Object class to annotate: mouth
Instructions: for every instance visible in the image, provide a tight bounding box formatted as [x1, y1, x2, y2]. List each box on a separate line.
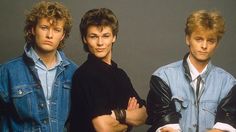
[198, 51, 208, 54]
[43, 41, 53, 45]
[96, 48, 105, 52]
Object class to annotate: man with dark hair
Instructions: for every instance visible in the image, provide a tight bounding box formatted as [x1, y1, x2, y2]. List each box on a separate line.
[146, 10, 236, 132]
[0, 1, 77, 131]
[69, 8, 147, 132]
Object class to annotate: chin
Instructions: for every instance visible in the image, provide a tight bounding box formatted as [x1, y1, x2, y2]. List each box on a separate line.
[94, 53, 105, 58]
[197, 58, 210, 63]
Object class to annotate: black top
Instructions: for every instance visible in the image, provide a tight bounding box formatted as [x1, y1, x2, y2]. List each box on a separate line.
[69, 54, 145, 132]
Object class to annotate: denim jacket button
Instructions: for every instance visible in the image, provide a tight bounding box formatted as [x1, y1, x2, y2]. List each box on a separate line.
[18, 90, 23, 95]
[43, 119, 48, 124]
[40, 103, 44, 108]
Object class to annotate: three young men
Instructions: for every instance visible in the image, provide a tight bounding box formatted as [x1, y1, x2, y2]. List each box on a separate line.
[1, 2, 235, 132]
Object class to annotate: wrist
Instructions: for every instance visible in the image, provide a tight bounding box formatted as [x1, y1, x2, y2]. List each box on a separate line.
[113, 108, 126, 124]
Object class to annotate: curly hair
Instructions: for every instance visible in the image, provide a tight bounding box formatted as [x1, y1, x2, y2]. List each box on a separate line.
[185, 10, 225, 41]
[80, 8, 119, 52]
[24, 1, 72, 50]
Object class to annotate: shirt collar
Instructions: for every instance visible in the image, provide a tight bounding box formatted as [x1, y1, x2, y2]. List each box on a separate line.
[187, 55, 208, 80]
[27, 46, 62, 69]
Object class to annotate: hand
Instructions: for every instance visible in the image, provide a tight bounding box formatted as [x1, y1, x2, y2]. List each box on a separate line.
[92, 115, 128, 132]
[160, 127, 178, 132]
[207, 128, 226, 132]
[127, 97, 139, 110]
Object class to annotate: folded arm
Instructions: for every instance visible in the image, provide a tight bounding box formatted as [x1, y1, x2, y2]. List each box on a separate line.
[92, 115, 128, 132]
[210, 85, 236, 132]
[146, 75, 181, 132]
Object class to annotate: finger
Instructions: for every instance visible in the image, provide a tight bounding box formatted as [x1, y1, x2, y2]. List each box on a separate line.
[136, 103, 140, 109]
[127, 97, 133, 110]
[130, 97, 136, 109]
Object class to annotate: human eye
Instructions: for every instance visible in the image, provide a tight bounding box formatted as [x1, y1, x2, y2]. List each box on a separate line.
[40, 26, 48, 31]
[88, 35, 97, 39]
[54, 28, 63, 33]
[208, 39, 217, 45]
[103, 34, 111, 38]
[195, 37, 203, 42]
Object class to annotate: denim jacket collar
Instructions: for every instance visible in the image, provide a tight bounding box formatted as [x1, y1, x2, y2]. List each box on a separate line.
[23, 43, 70, 68]
[182, 52, 214, 83]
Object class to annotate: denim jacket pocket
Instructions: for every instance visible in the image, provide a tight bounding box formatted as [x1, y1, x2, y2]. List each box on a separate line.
[63, 81, 72, 90]
[172, 96, 189, 112]
[201, 101, 217, 127]
[11, 85, 33, 98]
[10, 85, 33, 119]
[57, 81, 72, 121]
[202, 101, 217, 116]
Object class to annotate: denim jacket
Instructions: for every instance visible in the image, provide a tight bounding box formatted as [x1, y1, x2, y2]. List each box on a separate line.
[0, 45, 77, 132]
[148, 53, 236, 132]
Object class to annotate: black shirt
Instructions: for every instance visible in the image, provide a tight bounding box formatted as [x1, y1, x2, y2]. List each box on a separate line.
[69, 54, 145, 132]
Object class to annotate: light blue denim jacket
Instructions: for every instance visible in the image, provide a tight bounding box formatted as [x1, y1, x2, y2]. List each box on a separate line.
[0, 45, 77, 132]
[153, 54, 236, 132]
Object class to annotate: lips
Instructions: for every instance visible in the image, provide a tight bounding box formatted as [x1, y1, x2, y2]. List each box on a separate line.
[43, 41, 53, 45]
[96, 48, 105, 52]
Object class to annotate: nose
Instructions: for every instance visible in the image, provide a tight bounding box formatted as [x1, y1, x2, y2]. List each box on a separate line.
[201, 41, 207, 49]
[46, 29, 53, 39]
[97, 37, 103, 46]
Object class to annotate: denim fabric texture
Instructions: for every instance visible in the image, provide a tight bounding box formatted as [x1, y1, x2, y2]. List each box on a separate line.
[152, 55, 236, 132]
[0, 45, 77, 132]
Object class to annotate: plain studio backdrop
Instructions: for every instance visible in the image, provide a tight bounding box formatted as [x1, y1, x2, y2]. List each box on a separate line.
[0, 0, 235, 131]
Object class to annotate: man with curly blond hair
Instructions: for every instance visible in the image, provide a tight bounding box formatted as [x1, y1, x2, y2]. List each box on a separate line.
[0, 1, 77, 131]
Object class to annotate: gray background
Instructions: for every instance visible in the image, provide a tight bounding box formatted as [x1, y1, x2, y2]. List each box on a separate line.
[1, 0, 235, 131]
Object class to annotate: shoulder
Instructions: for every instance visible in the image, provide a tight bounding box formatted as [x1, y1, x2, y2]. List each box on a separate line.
[211, 65, 236, 82]
[152, 60, 183, 77]
[58, 51, 78, 69]
[66, 59, 78, 69]
[73, 60, 96, 79]
[1, 56, 25, 70]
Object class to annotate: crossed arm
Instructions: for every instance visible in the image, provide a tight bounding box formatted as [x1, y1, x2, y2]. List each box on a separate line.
[92, 97, 147, 132]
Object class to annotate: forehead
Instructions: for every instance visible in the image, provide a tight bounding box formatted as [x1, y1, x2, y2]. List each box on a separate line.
[37, 17, 65, 27]
[87, 25, 113, 34]
[191, 28, 217, 38]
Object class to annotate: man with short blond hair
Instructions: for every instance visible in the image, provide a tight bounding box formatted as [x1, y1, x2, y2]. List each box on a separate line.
[146, 10, 236, 132]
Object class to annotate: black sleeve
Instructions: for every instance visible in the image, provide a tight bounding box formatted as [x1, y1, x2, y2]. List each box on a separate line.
[119, 69, 146, 107]
[146, 75, 181, 132]
[71, 69, 111, 117]
[215, 85, 236, 128]
[0, 65, 8, 117]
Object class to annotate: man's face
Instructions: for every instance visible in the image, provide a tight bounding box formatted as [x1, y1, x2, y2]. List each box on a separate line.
[84, 25, 116, 64]
[186, 29, 218, 65]
[32, 18, 65, 54]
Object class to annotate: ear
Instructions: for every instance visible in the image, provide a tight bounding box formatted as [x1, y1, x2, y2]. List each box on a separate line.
[60, 33, 65, 41]
[185, 35, 190, 46]
[31, 27, 35, 35]
[112, 35, 117, 44]
[83, 37, 87, 44]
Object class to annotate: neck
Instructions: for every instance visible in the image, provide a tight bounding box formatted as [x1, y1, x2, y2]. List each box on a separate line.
[101, 51, 112, 65]
[34, 49, 57, 69]
[189, 56, 208, 73]
[102, 56, 112, 65]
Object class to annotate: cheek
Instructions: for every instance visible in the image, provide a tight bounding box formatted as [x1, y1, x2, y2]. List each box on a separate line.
[209, 47, 217, 54]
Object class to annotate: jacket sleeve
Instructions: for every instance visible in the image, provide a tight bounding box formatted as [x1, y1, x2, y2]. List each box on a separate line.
[0, 65, 8, 116]
[146, 75, 181, 132]
[215, 85, 236, 128]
